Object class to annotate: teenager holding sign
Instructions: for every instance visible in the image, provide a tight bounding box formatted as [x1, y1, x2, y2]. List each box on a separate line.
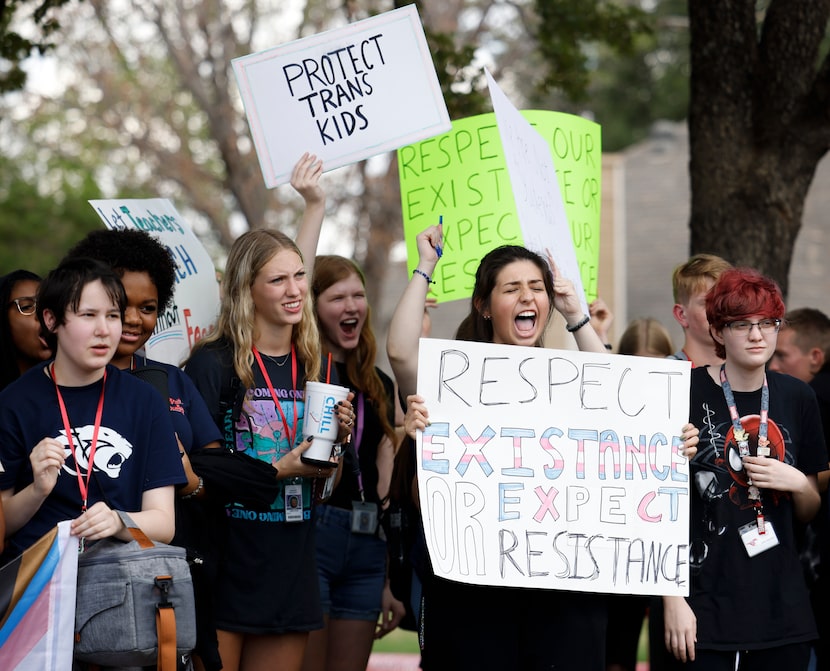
[389, 227, 700, 670]
[662, 268, 827, 670]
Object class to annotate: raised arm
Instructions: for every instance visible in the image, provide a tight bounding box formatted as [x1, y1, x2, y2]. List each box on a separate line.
[546, 251, 606, 354]
[386, 225, 442, 399]
[292, 152, 326, 279]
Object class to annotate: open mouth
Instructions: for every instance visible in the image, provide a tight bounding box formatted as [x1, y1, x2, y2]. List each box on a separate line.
[515, 311, 537, 335]
[284, 300, 302, 311]
[340, 318, 359, 338]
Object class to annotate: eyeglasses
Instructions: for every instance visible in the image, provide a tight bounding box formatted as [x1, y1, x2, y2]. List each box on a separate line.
[8, 297, 37, 316]
[725, 318, 781, 334]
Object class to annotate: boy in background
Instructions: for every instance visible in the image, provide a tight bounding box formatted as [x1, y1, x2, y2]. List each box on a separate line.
[668, 253, 733, 366]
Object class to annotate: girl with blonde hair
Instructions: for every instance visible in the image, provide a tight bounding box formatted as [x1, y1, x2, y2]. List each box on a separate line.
[186, 155, 355, 671]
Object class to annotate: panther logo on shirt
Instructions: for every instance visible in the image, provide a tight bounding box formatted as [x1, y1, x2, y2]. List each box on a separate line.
[58, 425, 134, 478]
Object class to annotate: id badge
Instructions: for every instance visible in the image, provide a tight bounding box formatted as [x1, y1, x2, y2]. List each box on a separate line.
[739, 520, 779, 557]
[351, 501, 379, 535]
[284, 484, 304, 523]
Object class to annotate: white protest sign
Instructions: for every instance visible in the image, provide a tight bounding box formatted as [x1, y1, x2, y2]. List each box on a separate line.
[89, 198, 220, 366]
[416, 337, 692, 596]
[233, 5, 451, 188]
[485, 70, 589, 316]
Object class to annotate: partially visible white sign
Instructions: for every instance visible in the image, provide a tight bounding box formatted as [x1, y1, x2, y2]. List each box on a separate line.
[486, 69, 589, 316]
[89, 198, 220, 366]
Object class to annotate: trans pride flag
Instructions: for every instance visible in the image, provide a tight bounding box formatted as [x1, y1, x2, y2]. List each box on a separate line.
[0, 522, 78, 670]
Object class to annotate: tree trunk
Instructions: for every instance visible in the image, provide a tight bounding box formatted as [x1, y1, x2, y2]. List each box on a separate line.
[687, 0, 830, 299]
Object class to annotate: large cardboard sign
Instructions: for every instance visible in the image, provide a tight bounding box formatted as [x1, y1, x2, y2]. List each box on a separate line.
[233, 5, 450, 188]
[416, 338, 692, 596]
[398, 110, 600, 303]
[89, 199, 220, 366]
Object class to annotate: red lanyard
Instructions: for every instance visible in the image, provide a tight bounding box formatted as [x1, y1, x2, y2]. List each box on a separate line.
[252, 345, 298, 448]
[51, 363, 107, 512]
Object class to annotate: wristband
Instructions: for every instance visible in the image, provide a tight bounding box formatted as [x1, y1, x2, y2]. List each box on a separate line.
[566, 314, 591, 333]
[604, 343, 613, 351]
[413, 268, 435, 285]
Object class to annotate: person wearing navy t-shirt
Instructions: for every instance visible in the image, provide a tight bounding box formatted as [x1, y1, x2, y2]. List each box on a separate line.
[65, 227, 225, 669]
[0, 257, 184, 562]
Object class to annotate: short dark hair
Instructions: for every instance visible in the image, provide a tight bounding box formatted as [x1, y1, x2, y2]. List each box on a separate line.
[37, 257, 126, 351]
[67, 229, 177, 312]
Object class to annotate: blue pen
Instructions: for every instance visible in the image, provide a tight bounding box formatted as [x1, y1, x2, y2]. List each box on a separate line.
[435, 215, 443, 258]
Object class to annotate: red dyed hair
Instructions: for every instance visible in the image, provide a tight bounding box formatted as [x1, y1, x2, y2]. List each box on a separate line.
[705, 268, 785, 359]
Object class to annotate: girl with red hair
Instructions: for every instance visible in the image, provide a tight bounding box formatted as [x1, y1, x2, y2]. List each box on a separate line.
[663, 267, 827, 670]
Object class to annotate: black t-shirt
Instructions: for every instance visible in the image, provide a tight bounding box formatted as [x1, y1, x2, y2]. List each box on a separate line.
[326, 363, 396, 510]
[186, 339, 333, 632]
[687, 366, 828, 650]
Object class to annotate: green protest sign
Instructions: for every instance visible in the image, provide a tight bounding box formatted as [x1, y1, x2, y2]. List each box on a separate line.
[398, 111, 601, 302]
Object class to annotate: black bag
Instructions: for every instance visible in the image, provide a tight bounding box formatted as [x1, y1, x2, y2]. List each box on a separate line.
[74, 511, 196, 669]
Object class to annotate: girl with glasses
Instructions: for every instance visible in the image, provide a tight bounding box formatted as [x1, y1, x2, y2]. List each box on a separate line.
[662, 267, 827, 670]
[0, 270, 52, 391]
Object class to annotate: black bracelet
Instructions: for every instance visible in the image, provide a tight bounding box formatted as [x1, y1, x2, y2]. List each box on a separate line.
[413, 268, 435, 284]
[566, 314, 591, 332]
[604, 343, 613, 351]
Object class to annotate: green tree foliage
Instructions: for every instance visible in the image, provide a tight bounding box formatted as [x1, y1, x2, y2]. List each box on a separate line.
[0, 0, 75, 93]
[533, 0, 652, 101]
[530, 0, 689, 151]
[0, 154, 108, 273]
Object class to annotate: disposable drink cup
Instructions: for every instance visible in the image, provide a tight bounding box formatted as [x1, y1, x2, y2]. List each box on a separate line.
[301, 381, 350, 468]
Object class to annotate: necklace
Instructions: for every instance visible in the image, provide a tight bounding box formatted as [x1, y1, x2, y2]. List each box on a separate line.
[260, 352, 291, 367]
[253, 346, 298, 446]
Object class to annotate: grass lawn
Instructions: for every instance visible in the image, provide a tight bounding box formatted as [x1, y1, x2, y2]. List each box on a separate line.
[372, 627, 420, 655]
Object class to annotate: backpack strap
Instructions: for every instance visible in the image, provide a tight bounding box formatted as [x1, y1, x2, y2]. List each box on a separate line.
[211, 340, 246, 432]
[155, 578, 177, 671]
